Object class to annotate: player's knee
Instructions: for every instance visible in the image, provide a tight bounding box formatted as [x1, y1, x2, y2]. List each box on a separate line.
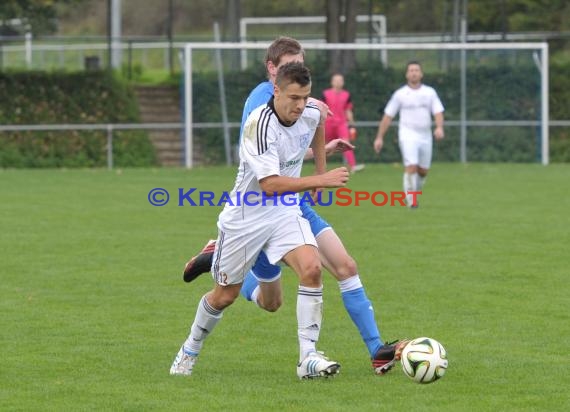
[335, 255, 358, 280]
[298, 259, 322, 286]
[261, 297, 283, 313]
[208, 286, 240, 310]
[405, 165, 418, 174]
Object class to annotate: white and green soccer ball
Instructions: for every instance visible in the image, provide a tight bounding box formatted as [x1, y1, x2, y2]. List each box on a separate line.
[401, 337, 448, 384]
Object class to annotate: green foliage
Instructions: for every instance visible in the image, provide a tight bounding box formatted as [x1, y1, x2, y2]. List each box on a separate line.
[192, 61, 569, 163]
[506, 0, 570, 32]
[0, 0, 85, 35]
[0, 70, 156, 167]
[192, 66, 265, 164]
[548, 64, 570, 162]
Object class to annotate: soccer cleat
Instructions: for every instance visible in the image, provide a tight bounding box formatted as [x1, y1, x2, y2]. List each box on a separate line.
[297, 351, 341, 379]
[170, 346, 198, 376]
[183, 239, 216, 283]
[372, 339, 411, 375]
[351, 164, 366, 173]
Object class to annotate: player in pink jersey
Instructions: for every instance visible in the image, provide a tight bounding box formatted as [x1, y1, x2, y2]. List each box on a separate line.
[322, 73, 365, 173]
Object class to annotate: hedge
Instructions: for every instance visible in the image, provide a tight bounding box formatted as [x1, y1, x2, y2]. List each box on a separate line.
[192, 61, 569, 164]
[0, 71, 156, 168]
[1, 62, 568, 167]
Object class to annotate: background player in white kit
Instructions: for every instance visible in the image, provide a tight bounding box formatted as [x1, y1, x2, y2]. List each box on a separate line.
[373, 61, 445, 207]
[170, 62, 350, 378]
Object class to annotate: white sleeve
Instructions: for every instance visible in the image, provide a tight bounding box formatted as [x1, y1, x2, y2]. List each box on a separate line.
[241, 114, 280, 181]
[431, 89, 445, 115]
[384, 91, 400, 117]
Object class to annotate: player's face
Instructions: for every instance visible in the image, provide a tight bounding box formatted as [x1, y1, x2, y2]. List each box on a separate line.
[267, 53, 304, 81]
[274, 81, 311, 124]
[406, 64, 423, 86]
[331, 74, 344, 89]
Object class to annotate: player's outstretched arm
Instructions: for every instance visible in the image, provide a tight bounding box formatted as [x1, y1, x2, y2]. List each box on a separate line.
[259, 167, 349, 195]
[310, 123, 326, 176]
[304, 139, 355, 160]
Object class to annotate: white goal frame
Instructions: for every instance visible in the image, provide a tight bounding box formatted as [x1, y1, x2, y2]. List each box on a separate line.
[183, 41, 549, 168]
[239, 15, 388, 69]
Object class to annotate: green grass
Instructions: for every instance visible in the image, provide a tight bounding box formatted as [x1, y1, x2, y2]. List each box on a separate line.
[1, 163, 569, 411]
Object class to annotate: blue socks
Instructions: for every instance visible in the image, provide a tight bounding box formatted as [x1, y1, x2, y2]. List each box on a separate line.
[339, 276, 383, 357]
[240, 270, 258, 301]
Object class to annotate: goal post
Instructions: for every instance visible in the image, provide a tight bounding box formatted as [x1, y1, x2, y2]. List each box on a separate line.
[183, 41, 549, 168]
[239, 15, 388, 69]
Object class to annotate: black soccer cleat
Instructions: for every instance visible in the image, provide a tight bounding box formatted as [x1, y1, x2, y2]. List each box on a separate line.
[372, 339, 410, 375]
[183, 240, 216, 283]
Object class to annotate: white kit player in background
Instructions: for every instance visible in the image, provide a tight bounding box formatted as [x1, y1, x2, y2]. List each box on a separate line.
[170, 62, 350, 379]
[373, 60, 445, 208]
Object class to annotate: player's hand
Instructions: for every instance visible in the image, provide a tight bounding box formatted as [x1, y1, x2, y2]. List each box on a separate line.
[320, 167, 349, 188]
[434, 126, 445, 140]
[310, 187, 323, 203]
[325, 138, 355, 155]
[349, 127, 357, 141]
[373, 137, 384, 154]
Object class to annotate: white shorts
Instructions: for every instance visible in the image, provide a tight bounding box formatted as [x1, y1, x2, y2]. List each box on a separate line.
[211, 214, 316, 286]
[398, 137, 433, 169]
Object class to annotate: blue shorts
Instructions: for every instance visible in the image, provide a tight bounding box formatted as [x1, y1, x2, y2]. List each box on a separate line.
[251, 203, 331, 281]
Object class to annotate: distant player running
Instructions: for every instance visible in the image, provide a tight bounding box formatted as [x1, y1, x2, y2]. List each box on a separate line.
[374, 60, 445, 208]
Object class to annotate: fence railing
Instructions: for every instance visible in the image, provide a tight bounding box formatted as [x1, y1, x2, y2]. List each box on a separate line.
[2, 120, 569, 168]
[1, 30, 569, 71]
[0, 123, 183, 169]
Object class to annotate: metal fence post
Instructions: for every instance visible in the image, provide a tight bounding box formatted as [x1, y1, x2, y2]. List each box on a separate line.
[127, 40, 132, 79]
[107, 125, 114, 169]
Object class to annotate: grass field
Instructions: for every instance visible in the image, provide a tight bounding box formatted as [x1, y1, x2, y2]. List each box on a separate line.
[1, 163, 569, 411]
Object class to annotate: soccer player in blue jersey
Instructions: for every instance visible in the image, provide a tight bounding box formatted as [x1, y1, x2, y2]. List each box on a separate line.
[183, 37, 408, 375]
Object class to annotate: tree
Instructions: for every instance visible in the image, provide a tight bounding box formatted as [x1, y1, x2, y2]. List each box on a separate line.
[0, 0, 84, 35]
[223, 0, 241, 69]
[325, 0, 358, 74]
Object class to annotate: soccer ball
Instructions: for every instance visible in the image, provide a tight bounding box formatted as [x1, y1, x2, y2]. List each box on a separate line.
[401, 337, 448, 384]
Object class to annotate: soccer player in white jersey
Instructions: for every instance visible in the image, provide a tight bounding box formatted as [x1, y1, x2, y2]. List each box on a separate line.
[170, 62, 350, 379]
[374, 61, 445, 207]
[182, 37, 409, 376]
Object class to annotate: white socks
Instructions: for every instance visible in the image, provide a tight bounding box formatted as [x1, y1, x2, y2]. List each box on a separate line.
[418, 175, 427, 191]
[183, 295, 223, 355]
[403, 172, 418, 206]
[338, 275, 363, 293]
[250, 286, 261, 307]
[297, 285, 323, 361]
[404, 172, 426, 206]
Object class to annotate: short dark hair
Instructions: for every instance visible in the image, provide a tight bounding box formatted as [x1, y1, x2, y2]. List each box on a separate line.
[406, 60, 422, 70]
[275, 62, 311, 88]
[264, 37, 305, 67]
